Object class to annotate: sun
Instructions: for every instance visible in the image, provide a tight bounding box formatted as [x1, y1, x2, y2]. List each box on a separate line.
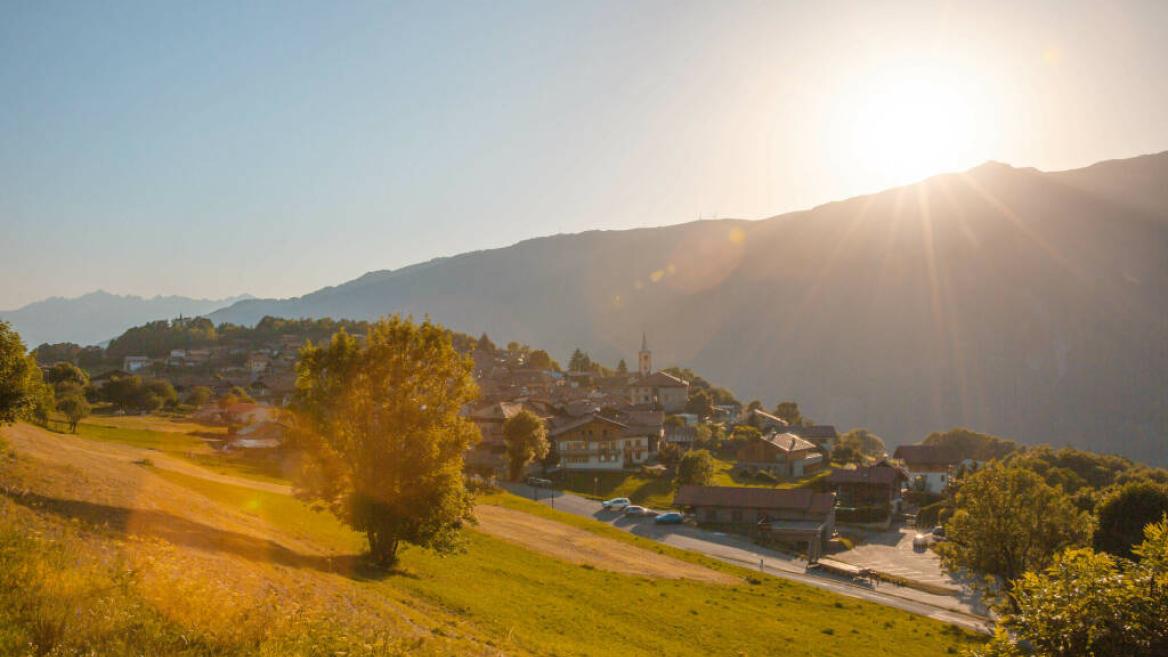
[832, 61, 990, 187]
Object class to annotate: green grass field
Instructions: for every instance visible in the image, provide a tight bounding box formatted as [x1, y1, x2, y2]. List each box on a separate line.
[154, 471, 983, 657]
[4, 420, 984, 656]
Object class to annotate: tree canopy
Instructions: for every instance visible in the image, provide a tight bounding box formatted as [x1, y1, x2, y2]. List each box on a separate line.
[676, 449, 715, 488]
[291, 316, 479, 566]
[922, 427, 1020, 461]
[978, 518, 1168, 657]
[937, 463, 1092, 596]
[502, 410, 549, 481]
[1093, 481, 1168, 559]
[837, 428, 886, 459]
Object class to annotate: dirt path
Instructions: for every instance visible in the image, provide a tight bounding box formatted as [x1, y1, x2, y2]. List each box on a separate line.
[474, 504, 736, 584]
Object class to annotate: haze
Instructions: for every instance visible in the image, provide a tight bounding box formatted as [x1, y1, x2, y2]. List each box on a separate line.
[3, 0, 1167, 309]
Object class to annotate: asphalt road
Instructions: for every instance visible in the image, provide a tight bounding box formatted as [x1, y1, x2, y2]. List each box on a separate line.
[504, 482, 991, 634]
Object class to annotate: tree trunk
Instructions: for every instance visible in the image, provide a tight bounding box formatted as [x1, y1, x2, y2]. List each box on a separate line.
[367, 528, 399, 567]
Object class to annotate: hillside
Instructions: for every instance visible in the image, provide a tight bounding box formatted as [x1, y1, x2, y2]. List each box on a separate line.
[208, 153, 1168, 465]
[0, 290, 251, 347]
[0, 422, 982, 656]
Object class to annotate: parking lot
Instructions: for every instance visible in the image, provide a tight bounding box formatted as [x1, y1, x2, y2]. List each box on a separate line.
[830, 527, 958, 591]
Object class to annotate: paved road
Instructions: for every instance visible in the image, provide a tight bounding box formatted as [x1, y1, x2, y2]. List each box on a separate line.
[505, 483, 991, 634]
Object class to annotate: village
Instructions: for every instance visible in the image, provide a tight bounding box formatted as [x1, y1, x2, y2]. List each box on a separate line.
[90, 327, 981, 584]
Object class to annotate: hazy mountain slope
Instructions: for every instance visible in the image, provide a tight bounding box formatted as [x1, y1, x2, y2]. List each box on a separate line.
[210, 153, 1168, 464]
[1, 290, 251, 347]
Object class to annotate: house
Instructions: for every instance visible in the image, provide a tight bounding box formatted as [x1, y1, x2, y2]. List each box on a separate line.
[893, 444, 964, 494]
[123, 356, 151, 373]
[786, 424, 840, 453]
[624, 334, 690, 412]
[744, 409, 789, 433]
[627, 371, 690, 412]
[735, 432, 825, 479]
[674, 485, 836, 560]
[664, 425, 698, 449]
[246, 353, 271, 375]
[827, 460, 908, 511]
[550, 414, 651, 471]
[223, 402, 276, 426]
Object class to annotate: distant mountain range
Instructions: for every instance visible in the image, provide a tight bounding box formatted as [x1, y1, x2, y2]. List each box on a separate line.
[0, 291, 251, 347]
[207, 152, 1168, 464]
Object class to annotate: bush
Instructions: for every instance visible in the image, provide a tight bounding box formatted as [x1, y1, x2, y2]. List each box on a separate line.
[754, 470, 779, 483]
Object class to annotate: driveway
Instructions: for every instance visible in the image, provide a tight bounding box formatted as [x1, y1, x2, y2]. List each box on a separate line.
[832, 527, 955, 590]
[504, 483, 990, 634]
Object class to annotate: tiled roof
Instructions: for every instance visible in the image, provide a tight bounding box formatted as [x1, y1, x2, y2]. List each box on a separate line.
[637, 371, 689, 388]
[787, 424, 838, 440]
[548, 413, 628, 437]
[826, 462, 908, 485]
[893, 444, 963, 466]
[762, 432, 818, 453]
[674, 485, 835, 515]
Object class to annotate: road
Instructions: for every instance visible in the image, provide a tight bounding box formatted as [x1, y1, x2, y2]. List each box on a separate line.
[505, 483, 991, 634]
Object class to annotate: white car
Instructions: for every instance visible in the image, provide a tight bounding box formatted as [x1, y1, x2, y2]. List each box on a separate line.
[624, 505, 656, 517]
[602, 497, 631, 510]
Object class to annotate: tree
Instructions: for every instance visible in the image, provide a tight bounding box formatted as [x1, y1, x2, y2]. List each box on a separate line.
[1094, 481, 1168, 559]
[772, 401, 803, 426]
[616, 359, 628, 375]
[1, 323, 35, 425]
[685, 388, 714, 419]
[676, 449, 715, 487]
[831, 443, 864, 465]
[568, 348, 593, 372]
[502, 410, 549, 481]
[44, 362, 89, 388]
[526, 349, 557, 370]
[186, 385, 213, 408]
[978, 518, 1168, 657]
[145, 379, 178, 409]
[937, 464, 1092, 598]
[837, 428, 886, 459]
[746, 400, 763, 413]
[476, 332, 496, 353]
[56, 394, 91, 432]
[292, 316, 479, 567]
[923, 427, 1019, 461]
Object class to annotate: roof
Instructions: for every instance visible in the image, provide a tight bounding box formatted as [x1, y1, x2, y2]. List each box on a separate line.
[674, 486, 835, 515]
[749, 409, 789, 426]
[787, 424, 839, 440]
[468, 401, 527, 421]
[827, 462, 908, 486]
[548, 413, 628, 437]
[637, 371, 688, 388]
[893, 444, 963, 466]
[762, 432, 817, 453]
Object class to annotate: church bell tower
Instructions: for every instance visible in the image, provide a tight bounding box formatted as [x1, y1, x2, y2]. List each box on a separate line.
[638, 332, 652, 377]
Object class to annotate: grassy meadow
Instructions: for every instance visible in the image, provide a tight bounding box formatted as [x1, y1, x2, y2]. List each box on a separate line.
[0, 421, 984, 656]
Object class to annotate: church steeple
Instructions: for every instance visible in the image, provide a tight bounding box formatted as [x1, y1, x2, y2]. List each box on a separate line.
[638, 332, 652, 377]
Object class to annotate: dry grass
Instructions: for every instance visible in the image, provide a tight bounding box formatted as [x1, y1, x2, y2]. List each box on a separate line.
[474, 504, 735, 584]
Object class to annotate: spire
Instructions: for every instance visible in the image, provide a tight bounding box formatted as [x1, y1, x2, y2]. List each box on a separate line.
[641, 331, 648, 352]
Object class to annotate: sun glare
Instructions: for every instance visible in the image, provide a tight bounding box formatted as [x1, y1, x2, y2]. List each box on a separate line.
[831, 62, 990, 187]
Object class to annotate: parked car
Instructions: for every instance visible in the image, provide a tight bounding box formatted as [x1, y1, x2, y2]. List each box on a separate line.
[931, 526, 946, 541]
[624, 505, 656, 517]
[525, 476, 553, 488]
[602, 497, 631, 510]
[912, 532, 930, 549]
[654, 511, 684, 525]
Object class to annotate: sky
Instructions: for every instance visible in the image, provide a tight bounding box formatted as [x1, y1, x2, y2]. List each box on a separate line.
[2, 0, 1167, 309]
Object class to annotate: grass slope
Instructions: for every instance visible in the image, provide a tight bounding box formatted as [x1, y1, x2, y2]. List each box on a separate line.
[1, 422, 984, 656]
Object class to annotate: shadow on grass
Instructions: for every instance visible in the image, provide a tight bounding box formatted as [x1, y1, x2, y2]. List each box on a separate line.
[1, 488, 403, 582]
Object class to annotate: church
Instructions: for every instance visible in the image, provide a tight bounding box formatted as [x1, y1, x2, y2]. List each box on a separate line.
[626, 333, 690, 412]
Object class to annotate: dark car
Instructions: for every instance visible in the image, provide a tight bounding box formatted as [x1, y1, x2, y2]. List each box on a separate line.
[525, 476, 553, 488]
[654, 512, 684, 525]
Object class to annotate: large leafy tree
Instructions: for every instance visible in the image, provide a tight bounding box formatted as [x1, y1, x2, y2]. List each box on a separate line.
[503, 410, 549, 481]
[292, 316, 479, 567]
[937, 463, 1092, 599]
[0, 322, 34, 424]
[57, 394, 91, 433]
[837, 428, 886, 458]
[676, 449, 715, 487]
[1094, 481, 1168, 559]
[977, 518, 1168, 657]
[772, 401, 803, 426]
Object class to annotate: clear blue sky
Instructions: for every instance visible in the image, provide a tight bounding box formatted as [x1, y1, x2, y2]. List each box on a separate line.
[3, 0, 1167, 309]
